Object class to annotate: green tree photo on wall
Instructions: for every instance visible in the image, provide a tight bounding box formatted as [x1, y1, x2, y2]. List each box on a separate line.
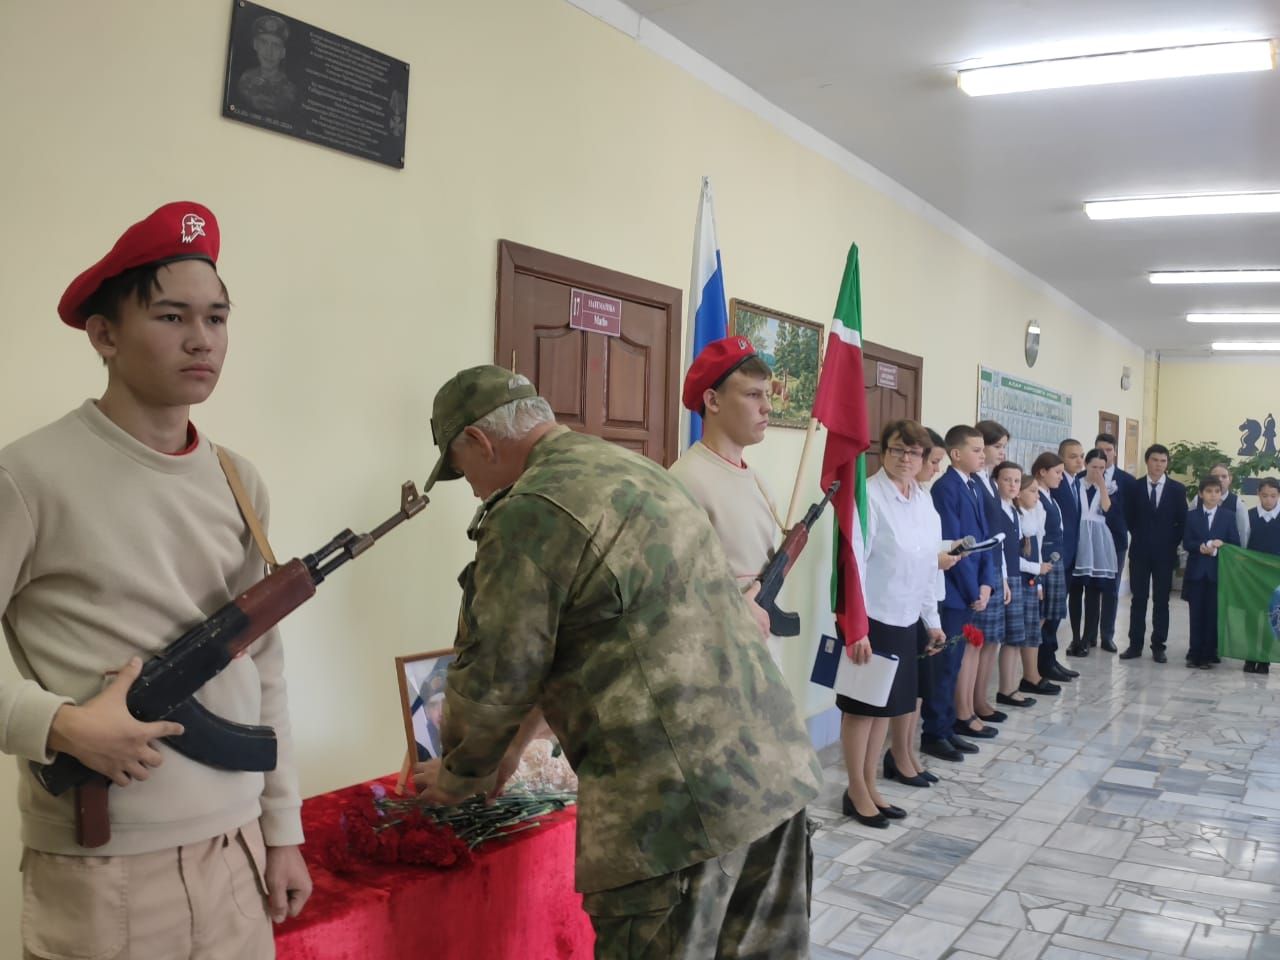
[728, 300, 822, 428]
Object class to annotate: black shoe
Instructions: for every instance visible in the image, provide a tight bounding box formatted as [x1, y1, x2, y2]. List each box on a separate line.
[1152, 650, 1167, 663]
[955, 719, 998, 739]
[1055, 661, 1080, 678]
[921, 770, 939, 783]
[1066, 644, 1088, 657]
[977, 709, 1008, 723]
[1043, 664, 1074, 682]
[949, 735, 979, 754]
[842, 790, 889, 827]
[1020, 679, 1060, 695]
[997, 692, 1036, 707]
[876, 804, 907, 819]
[1260, 663, 1271, 675]
[921, 737, 964, 762]
[1186, 660, 1200, 668]
[1101, 639, 1118, 653]
[1210, 656, 1221, 664]
[884, 753, 931, 787]
[1119, 647, 1142, 660]
[1245, 661, 1258, 673]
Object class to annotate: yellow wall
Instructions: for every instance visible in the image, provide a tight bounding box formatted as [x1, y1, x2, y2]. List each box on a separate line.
[1152, 355, 1280, 493]
[0, 0, 1144, 942]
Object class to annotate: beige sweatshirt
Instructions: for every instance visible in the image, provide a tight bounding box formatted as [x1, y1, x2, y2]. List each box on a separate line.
[0, 400, 302, 855]
[669, 442, 785, 662]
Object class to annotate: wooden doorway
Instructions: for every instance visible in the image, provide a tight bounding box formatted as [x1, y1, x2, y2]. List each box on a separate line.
[1124, 418, 1140, 475]
[494, 241, 683, 466]
[862, 340, 923, 476]
[1097, 410, 1119, 443]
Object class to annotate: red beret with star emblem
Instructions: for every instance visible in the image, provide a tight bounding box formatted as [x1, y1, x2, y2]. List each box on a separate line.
[57, 202, 220, 329]
[681, 335, 762, 412]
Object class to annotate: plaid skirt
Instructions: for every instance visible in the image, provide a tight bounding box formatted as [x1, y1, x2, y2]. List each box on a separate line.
[1040, 560, 1067, 621]
[971, 579, 1007, 644]
[1017, 576, 1042, 646]
[1000, 576, 1028, 646]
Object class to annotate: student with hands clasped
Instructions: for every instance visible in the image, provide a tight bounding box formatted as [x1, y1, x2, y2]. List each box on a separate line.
[1067, 449, 1122, 657]
[1182, 477, 1241, 669]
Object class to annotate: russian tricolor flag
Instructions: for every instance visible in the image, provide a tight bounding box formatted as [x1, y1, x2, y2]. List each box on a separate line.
[686, 176, 729, 447]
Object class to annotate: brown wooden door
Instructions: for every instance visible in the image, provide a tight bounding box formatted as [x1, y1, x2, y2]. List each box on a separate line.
[1098, 410, 1119, 443]
[495, 241, 683, 465]
[861, 341, 923, 476]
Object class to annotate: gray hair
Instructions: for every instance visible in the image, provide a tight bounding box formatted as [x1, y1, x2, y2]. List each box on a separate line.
[451, 395, 556, 451]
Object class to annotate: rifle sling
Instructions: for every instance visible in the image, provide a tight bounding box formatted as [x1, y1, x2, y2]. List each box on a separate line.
[215, 446, 279, 572]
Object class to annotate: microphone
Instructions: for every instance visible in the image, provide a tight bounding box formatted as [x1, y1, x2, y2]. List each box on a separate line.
[948, 536, 976, 556]
[949, 533, 1005, 556]
[1050, 552, 1061, 563]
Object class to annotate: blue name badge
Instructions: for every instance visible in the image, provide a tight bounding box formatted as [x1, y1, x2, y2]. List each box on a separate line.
[810, 634, 841, 689]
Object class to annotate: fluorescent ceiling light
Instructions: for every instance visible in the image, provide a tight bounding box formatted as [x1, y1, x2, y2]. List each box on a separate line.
[1085, 192, 1280, 220]
[1211, 341, 1280, 351]
[1189, 314, 1280, 324]
[1151, 270, 1280, 284]
[958, 40, 1275, 96]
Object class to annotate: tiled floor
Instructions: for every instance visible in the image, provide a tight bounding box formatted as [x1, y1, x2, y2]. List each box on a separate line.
[807, 600, 1280, 960]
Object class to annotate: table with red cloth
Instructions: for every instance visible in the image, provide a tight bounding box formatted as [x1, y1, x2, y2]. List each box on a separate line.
[275, 776, 595, 960]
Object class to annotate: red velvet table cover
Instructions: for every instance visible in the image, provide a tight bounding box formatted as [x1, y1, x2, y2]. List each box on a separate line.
[275, 776, 595, 960]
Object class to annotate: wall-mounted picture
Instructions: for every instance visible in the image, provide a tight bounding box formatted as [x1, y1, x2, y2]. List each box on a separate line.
[728, 299, 823, 429]
[395, 648, 455, 762]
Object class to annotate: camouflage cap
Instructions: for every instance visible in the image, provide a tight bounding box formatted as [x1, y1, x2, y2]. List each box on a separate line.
[425, 365, 538, 491]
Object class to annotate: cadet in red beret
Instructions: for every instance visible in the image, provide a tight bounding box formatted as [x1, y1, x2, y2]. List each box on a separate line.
[669, 336, 787, 660]
[0, 203, 311, 958]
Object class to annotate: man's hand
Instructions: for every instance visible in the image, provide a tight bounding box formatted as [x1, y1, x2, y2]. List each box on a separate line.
[487, 743, 524, 802]
[46, 657, 185, 787]
[264, 845, 312, 924]
[743, 582, 771, 639]
[847, 636, 872, 665]
[937, 550, 962, 571]
[412, 758, 470, 807]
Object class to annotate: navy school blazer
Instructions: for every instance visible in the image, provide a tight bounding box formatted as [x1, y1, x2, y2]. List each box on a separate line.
[1125, 476, 1188, 563]
[1182, 505, 1242, 583]
[931, 467, 999, 609]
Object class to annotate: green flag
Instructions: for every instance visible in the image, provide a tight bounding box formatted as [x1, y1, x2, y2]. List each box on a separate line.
[1219, 544, 1280, 663]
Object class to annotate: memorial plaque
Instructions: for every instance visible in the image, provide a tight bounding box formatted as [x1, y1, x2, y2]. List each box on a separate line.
[222, 1, 409, 169]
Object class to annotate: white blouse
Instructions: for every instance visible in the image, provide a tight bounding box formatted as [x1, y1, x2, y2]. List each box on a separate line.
[864, 469, 943, 630]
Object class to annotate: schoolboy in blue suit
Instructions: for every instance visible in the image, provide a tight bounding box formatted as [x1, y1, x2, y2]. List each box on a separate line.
[1121, 444, 1187, 663]
[1054, 440, 1085, 669]
[925, 425, 999, 762]
[1182, 477, 1241, 668]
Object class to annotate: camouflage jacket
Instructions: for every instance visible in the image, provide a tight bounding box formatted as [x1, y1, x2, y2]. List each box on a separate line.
[438, 426, 822, 892]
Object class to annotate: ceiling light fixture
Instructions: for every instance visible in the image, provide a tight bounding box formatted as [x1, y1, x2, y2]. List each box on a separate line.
[1211, 341, 1280, 351]
[1151, 270, 1280, 284]
[958, 39, 1275, 96]
[1189, 314, 1280, 324]
[1085, 192, 1280, 220]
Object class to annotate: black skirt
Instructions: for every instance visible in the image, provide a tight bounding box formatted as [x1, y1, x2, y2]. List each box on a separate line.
[836, 618, 918, 718]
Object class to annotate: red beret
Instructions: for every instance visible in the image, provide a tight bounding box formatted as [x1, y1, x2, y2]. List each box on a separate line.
[681, 335, 759, 412]
[57, 202, 220, 329]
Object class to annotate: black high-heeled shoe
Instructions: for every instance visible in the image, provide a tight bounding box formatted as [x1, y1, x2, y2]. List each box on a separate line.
[884, 751, 931, 787]
[876, 804, 907, 820]
[842, 790, 889, 828]
[920, 770, 939, 784]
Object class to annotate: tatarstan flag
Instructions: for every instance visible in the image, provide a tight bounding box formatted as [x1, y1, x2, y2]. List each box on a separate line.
[812, 243, 871, 654]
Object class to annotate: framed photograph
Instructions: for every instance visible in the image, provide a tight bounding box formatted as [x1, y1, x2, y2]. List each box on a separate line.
[395, 648, 455, 763]
[728, 299, 824, 429]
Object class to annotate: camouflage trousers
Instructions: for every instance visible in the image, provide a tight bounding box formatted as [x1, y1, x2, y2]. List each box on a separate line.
[582, 810, 812, 960]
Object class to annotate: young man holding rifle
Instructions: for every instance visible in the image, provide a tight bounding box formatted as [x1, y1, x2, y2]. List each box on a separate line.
[0, 202, 309, 958]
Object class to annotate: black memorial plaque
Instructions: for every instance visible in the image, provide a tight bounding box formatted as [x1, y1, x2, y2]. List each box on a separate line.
[222, 0, 409, 169]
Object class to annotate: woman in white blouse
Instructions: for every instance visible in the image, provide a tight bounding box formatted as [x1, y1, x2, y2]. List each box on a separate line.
[838, 420, 957, 828]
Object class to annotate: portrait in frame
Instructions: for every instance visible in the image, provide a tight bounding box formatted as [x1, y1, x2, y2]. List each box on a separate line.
[395, 648, 455, 763]
[728, 299, 824, 429]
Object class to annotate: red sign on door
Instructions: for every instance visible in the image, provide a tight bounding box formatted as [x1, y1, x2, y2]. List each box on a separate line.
[569, 288, 622, 337]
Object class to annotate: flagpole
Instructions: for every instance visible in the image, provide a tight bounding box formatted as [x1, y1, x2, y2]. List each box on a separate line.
[784, 417, 820, 529]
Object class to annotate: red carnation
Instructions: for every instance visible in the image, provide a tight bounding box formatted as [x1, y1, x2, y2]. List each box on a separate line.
[963, 625, 984, 647]
[399, 827, 471, 869]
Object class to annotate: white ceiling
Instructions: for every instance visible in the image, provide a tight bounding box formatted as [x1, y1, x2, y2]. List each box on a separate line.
[624, 0, 1280, 353]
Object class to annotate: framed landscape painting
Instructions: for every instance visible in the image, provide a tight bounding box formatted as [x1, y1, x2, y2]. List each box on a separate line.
[728, 299, 823, 429]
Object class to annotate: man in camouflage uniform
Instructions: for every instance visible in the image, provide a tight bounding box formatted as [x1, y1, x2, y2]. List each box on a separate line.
[413, 365, 823, 959]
